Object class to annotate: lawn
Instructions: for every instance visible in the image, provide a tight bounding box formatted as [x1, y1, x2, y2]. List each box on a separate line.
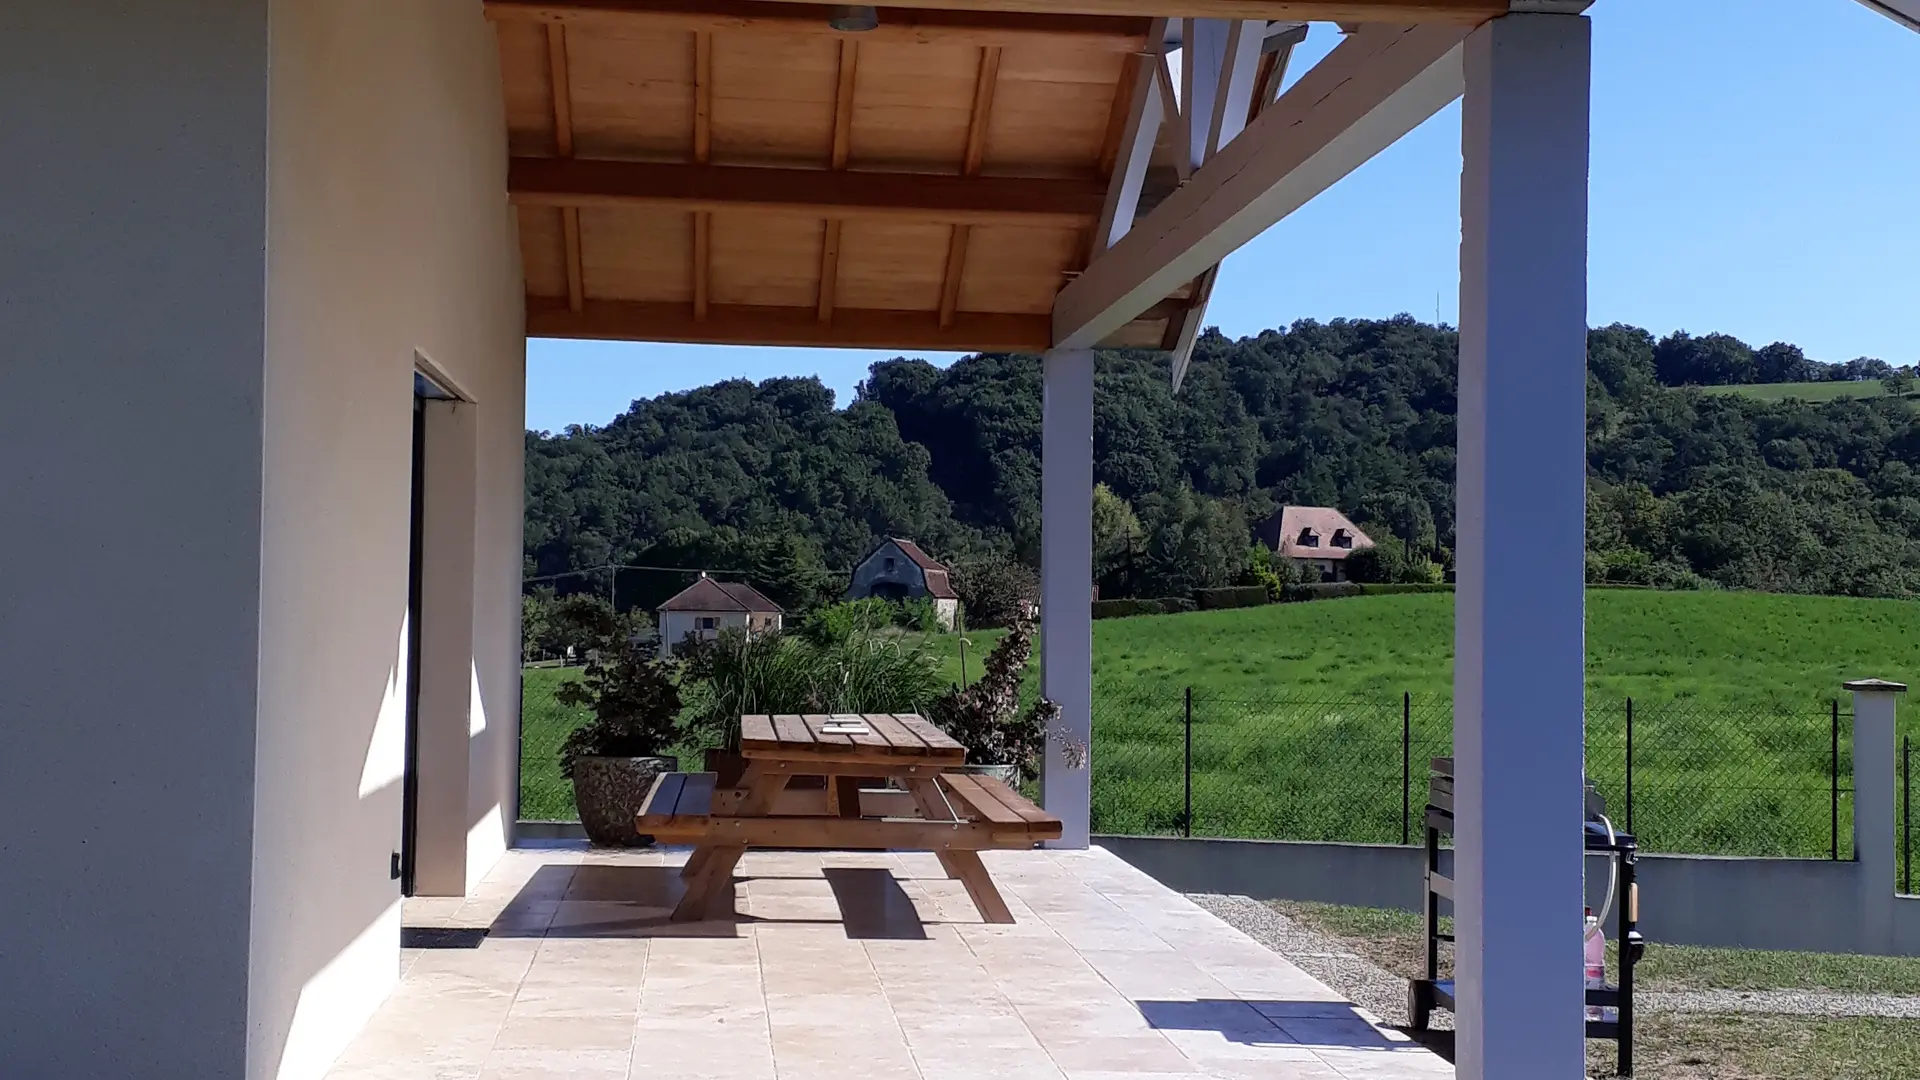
[1699, 380, 1907, 403]
[522, 590, 1920, 857]
[1270, 900, 1920, 1080]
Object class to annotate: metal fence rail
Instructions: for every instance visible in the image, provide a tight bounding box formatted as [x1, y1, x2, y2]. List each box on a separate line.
[1089, 688, 1852, 860]
[520, 668, 1881, 864]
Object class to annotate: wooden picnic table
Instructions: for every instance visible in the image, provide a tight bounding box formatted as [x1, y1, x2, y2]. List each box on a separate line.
[639, 713, 1061, 923]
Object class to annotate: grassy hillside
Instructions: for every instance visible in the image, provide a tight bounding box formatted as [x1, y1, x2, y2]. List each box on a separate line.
[523, 590, 1920, 856]
[1699, 380, 1900, 403]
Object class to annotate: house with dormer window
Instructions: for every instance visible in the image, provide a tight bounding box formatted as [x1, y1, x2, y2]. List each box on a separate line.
[1256, 506, 1375, 583]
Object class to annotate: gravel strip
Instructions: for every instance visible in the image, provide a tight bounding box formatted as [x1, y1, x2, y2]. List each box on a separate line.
[1191, 892, 1920, 1025]
[1641, 989, 1920, 1019]
[1188, 892, 1450, 1030]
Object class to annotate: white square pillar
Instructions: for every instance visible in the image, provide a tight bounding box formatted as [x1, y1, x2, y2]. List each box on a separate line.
[1041, 347, 1096, 849]
[1848, 679, 1907, 952]
[1453, 13, 1591, 1080]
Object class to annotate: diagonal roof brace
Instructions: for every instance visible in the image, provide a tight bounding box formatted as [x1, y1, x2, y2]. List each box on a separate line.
[1054, 22, 1471, 352]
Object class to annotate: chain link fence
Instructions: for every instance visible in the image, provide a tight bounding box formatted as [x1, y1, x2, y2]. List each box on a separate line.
[1088, 688, 1852, 860]
[523, 666, 1860, 860]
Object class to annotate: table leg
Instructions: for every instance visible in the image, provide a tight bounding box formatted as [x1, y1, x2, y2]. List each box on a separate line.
[673, 844, 744, 922]
[734, 762, 790, 817]
[680, 845, 712, 881]
[905, 777, 957, 822]
[833, 776, 865, 819]
[937, 849, 1014, 924]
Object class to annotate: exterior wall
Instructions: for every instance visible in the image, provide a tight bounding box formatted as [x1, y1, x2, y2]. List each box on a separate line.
[658, 609, 768, 656]
[249, 3, 525, 1080]
[849, 541, 933, 601]
[1099, 835, 1920, 958]
[933, 597, 961, 631]
[0, 3, 270, 1076]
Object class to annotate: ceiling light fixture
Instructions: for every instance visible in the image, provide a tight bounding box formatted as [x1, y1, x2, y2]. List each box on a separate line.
[828, 4, 879, 31]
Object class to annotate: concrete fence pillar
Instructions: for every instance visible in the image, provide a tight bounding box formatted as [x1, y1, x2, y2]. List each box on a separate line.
[1848, 679, 1907, 952]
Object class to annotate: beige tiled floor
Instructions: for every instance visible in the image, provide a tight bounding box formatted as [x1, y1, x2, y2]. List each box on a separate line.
[326, 845, 1451, 1080]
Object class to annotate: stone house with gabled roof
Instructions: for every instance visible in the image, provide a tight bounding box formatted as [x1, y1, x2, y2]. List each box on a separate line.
[846, 538, 961, 629]
[1256, 506, 1375, 583]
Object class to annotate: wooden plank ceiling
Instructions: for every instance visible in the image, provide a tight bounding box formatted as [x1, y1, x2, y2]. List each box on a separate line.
[487, 0, 1503, 353]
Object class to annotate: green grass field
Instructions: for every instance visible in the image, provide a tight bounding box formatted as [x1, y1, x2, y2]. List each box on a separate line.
[522, 590, 1920, 858]
[1699, 380, 1907, 403]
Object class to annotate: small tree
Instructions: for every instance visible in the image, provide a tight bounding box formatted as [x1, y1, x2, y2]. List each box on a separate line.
[952, 553, 1038, 629]
[926, 612, 1048, 776]
[555, 642, 685, 778]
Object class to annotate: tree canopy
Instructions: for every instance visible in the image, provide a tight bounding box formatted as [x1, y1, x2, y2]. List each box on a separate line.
[525, 320, 1920, 608]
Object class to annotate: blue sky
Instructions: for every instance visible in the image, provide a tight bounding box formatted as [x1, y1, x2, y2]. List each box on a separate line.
[527, 0, 1919, 433]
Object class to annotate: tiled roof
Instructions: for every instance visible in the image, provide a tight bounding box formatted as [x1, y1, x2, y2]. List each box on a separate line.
[1259, 506, 1374, 561]
[657, 576, 783, 613]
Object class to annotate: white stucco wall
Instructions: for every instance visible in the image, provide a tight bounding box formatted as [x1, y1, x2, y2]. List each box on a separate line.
[250, 3, 525, 1080]
[0, 3, 269, 1076]
[659, 610, 778, 656]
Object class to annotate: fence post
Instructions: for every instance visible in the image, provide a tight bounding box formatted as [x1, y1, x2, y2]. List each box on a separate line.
[1183, 687, 1193, 839]
[1624, 697, 1634, 836]
[1401, 692, 1412, 846]
[1832, 698, 1841, 861]
[1904, 734, 1912, 896]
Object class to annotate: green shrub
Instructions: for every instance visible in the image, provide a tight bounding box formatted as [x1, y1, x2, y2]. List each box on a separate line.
[1157, 596, 1198, 614]
[553, 642, 686, 777]
[1282, 581, 1365, 602]
[1094, 598, 1164, 619]
[1193, 585, 1271, 610]
[679, 626, 945, 749]
[1356, 583, 1454, 596]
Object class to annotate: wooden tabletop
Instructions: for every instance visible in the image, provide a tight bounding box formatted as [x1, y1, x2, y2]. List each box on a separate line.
[739, 713, 965, 766]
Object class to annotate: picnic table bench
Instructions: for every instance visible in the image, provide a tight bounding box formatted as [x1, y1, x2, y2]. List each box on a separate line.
[639, 712, 1061, 923]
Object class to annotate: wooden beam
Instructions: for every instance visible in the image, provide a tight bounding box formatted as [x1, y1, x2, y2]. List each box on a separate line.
[527, 297, 1052, 351]
[1854, 0, 1920, 33]
[694, 0, 1507, 22]
[1054, 22, 1469, 348]
[509, 157, 1105, 227]
[1090, 20, 1164, 260]
[692, 31, 713, 321]
[819, 39, 858, 323]
[484, 0, 1154, 52]
[546, 24, 586, 314]
[941, 45, 1002, 328]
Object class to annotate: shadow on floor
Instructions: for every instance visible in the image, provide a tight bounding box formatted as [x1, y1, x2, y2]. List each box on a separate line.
[399, 927, 488, 949]
[488, 862, 933, 941]
[1138, 999, 1418, 1051]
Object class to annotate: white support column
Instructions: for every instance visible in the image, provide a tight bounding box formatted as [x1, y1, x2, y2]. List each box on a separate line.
[1041, 346, 1096, 849]
[1452, 14, 1591, 1080]
[1848, 679, 1907, 952]
[414, 399, 480, 896]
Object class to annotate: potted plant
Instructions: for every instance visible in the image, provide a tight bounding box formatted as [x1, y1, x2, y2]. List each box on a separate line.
[556, 639, 685, 847]
[927, 612, 1050, 784]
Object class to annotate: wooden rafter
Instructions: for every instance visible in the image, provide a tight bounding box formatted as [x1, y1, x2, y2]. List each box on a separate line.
[1055, 22, 1470, 348]
[484, 0, 1154, 51]
[1088, 20, 1165, 265]
[723, 0, 1508, 21]
[819, 39, 859, 323]
[547, 24, 586, 314]
[940, 45, 1003, 328]
[528, 297, 1052, 351]
[692, 31, 713, 321]
[508, 158, 1105, 227]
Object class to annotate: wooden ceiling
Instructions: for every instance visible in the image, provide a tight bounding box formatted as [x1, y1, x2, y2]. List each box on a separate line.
[487, 0, 1510, 353]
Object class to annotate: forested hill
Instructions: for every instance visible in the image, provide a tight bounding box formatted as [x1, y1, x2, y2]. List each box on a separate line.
[524, 319, 1920, 608]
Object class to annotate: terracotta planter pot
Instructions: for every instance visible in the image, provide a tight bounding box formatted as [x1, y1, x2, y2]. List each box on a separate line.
[572, 754, 677, 847]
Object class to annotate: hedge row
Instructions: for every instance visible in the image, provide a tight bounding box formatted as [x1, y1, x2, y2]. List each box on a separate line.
[1091, 596, 1200, 620]
[1193, 585, 1272, 610]
[1092, 581, 1454, 619]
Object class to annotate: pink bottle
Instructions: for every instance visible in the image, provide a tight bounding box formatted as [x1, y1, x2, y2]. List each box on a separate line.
[1584, 908, 1609, 1022]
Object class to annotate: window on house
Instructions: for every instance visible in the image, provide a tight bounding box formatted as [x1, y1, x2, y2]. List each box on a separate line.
[1332, 529, 1353, 549]
[1297, 528, 1319, 547]
[697, 617, 717, 631]
[884, 556, 897, 571]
